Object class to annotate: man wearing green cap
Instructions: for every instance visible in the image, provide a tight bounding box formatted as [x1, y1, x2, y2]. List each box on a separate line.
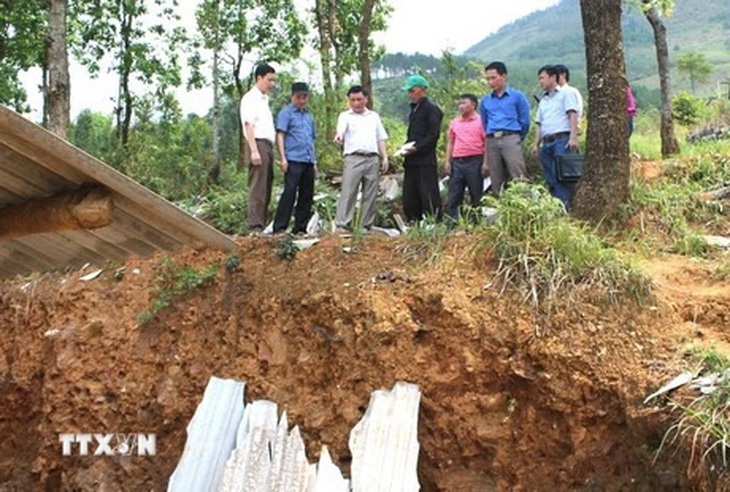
[402, 74, 443, 222]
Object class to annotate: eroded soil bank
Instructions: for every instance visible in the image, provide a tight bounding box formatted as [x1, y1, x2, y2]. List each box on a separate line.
[0, 235, 707, 490]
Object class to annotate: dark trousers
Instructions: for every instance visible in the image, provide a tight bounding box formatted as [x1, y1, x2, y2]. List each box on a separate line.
[273, 162, 315, 233]
[247, 139, 274, 229]
[539, 134, 574, 208]
[403, 164, 442, 222]
[446, 156, 483, 223]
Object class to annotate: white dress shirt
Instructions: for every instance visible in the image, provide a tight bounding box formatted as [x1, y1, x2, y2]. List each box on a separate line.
[336, 109, 388, 155]
[239, 86, 276, 143]
[562, 83, 584, 121]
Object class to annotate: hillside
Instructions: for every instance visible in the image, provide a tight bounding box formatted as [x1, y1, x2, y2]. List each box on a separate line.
[464, 0, 730, 94]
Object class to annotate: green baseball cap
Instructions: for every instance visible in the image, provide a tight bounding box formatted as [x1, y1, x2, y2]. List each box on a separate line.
[403, 74, 429, 91]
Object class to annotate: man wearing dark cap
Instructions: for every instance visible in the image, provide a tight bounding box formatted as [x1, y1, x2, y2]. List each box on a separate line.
[272, 82, 317, 234]
[402, 74, 443, 222]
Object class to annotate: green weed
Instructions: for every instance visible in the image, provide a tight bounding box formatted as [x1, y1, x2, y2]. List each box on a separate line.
[656, 347, 730, 486]
[482, 183, 652, 313]
[137, 257, 220, 324]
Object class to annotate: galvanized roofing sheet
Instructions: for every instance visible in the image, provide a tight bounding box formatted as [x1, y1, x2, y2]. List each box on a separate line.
[0, 105, 237, 278]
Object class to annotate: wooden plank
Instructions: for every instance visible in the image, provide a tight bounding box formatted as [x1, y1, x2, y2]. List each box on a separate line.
[112, 194, 198, 250]
[12, 233, 109, 268]
[0, 107, 236, 252]
[62, 229, 132, 263]
[0, 143, 74, 193]
[0, 240, 59, 273]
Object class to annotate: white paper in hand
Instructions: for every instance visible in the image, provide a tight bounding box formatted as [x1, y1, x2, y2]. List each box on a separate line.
[394, 141, 416, 157]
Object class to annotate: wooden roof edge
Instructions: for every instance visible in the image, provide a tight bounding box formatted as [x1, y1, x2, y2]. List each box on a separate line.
[0, 106, 238, 253]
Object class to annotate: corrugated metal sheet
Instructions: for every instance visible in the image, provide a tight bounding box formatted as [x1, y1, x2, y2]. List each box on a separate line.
[0, 106, 237, 278]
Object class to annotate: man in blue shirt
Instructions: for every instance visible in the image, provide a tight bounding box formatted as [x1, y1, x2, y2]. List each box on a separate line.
[480, 61, 531, 196]
[272, 82, 317, 234]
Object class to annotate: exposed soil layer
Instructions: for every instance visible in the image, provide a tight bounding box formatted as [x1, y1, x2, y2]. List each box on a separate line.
[0, 234, 724, 491]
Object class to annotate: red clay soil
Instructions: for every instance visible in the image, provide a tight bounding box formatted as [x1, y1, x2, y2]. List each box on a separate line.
[0, 234, 723, 491]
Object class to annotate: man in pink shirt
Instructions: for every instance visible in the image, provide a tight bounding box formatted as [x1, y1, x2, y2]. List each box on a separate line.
[444, 94, 488, 223]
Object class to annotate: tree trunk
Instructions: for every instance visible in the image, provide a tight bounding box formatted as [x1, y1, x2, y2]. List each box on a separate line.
[358, 0, 375, 109]
[209, 47, 221, 184]
[46, 0, 70, 139]
[208, 1, 222, 184]
[644, 4, 680, 157]
[572, 0, 631, 222]
[314, 0, 334, 137]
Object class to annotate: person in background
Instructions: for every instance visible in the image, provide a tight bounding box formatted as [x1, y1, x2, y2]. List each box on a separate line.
[555, 64, 584, 124]
[627, 85, 636, 137]
[402, 75, 443, 222]
[240, 63, 277, 233]
[272, 82, 316, 235]
[444, 93, 487, 224]
[334, 85, 389, 232]
[480, 61, 531, 196]
[532, 65, 580, 208]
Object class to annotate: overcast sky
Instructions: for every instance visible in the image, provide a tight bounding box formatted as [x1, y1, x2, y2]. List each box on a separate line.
[22, 0, 558, 119]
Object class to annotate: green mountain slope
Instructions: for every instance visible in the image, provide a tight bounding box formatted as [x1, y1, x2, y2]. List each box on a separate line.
[463, 0, 730, 96]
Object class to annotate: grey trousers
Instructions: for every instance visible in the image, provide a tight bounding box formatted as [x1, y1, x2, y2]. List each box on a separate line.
[487, 133, 526, 196]
[335, 154, 380, 229]
[247, 139, 274, 229]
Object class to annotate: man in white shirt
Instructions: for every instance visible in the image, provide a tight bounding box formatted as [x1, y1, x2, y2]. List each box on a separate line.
[532, 65, 580, 208]
[240, 63, 277, 232]
[555, 64, 584, 122]
[334, 85, 389, 232]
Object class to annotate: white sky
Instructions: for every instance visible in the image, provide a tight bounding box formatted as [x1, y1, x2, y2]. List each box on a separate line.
[21, 0, 558, 119]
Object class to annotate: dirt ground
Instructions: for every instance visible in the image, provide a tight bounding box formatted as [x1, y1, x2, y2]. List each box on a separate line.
[0, 232, 728, 491]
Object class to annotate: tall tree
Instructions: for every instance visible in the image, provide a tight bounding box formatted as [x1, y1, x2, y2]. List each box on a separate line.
[641, 0, 680, 157]
[71, 0, 188, 150]
[194, 0, 224, 183]
[357, 0, 389, 109]
[677, 52, 712, 94]
[314, 0, 389, 117]
[572, 0, 630, 222]
[45, 0, 70, 138]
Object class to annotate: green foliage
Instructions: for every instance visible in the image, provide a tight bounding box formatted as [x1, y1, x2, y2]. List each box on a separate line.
[673, 91, 706, 126]
[138, 256, 220, 324]
[624, 153, 730, 256]
[656, 346, 730, 485]
[123, 95, 212, 200]
[0, 0, 46, 109]
[483, 182, 652, 307]
[70, 110, 116, 160]
[180, 175, 250, 236]
[677, 52, 712, 93]
[277, 235, 298, 261]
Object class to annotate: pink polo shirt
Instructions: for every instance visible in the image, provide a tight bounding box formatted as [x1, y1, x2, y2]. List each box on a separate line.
[448, 114, 485, 158]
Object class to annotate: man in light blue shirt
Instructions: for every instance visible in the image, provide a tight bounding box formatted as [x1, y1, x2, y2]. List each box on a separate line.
[272, 82, 317, 234]
[532, 65, 580, 208]
[480, 62, 531, 196]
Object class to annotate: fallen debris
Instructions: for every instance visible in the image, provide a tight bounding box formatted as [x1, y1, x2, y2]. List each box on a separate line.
[168, 378, 421, 491]
[168, 376, 246, 492]
[702, 235, 730, 249]
[349, 382, 421, 491]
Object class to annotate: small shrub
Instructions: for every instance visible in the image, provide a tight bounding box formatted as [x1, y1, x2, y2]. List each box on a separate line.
[138, 257, 220, 324]
[482, 182, 652, 309]
[673, 91, 705, 126]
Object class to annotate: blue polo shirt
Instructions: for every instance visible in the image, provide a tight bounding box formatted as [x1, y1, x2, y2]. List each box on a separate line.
[276, 104, 316, 163]
[479, 87, 531, 137]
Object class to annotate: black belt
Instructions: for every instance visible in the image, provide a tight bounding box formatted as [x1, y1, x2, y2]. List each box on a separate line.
[542, 132, 570, 143]
[486, 130, 520, 138]
[349, 151, 378, 157]
[452, 155, 482, 161]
